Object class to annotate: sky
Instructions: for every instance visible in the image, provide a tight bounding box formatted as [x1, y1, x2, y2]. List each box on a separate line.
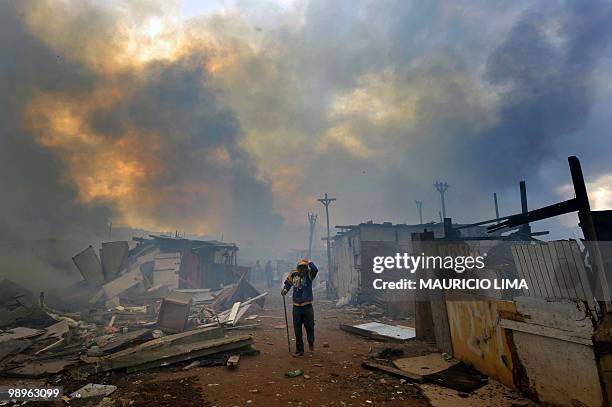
[1, 0, 612, 287]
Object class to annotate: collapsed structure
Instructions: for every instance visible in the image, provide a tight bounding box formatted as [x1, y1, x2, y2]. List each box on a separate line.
[68, 235, 246, 309]
[0, 234, 266, 402]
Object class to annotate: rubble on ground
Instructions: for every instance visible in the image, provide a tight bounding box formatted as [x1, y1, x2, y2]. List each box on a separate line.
[0, 239, 266, 402]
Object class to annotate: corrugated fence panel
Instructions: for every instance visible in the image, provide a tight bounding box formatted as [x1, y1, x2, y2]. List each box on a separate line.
[511, 241, 595, 310]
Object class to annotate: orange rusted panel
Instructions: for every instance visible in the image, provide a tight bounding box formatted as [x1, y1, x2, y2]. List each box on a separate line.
[446, 299, 517, 389]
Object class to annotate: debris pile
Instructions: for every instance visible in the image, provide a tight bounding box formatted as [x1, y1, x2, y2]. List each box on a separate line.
[0, 238, 267, 400]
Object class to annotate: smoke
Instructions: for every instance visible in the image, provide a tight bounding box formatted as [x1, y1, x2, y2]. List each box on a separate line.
[0, 1, 281, 288]
[1, 0, 612, 288]
[472, 0, 612, 184]
[213, 0, 612, 227]
[0, 1, 112, 288]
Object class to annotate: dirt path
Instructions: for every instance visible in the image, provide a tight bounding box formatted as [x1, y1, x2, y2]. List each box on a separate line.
[110, 293, 432, 407]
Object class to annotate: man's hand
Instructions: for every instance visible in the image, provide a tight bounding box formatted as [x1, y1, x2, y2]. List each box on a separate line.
[281, 288, 288, 296]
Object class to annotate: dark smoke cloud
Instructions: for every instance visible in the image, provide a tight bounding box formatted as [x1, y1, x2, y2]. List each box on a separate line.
[471, 0, 612, 185]
[89, 54, 282, 239]
[0, 1, 112, 288]
[236, 0, 612, 227]
[0, 1, 281, 288]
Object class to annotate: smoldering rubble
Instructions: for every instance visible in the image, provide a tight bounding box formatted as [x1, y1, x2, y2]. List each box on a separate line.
[0, 235, 267, 402]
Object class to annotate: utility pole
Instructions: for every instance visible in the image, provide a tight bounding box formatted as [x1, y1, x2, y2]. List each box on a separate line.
[434, 181, 449, 219]
[415, 200, 423, 224]
[519, 181, 531, 236]
[307, 213, 317, 260]
[317, 193, 336, 297]
[493, 193, 500, 224]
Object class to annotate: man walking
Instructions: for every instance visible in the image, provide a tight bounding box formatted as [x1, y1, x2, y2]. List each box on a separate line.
[281, 259, 318, 357]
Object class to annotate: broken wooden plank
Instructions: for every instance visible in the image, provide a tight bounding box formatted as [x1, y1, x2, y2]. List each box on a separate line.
[182, 360, 200, 370]
[0, 339, 31, 363]
[0, 327, 45, 343]
[217, 295, 265, 322]
[35, 337, 65, 355]
[392, 353, 459, 376]
[100, 329, 152, 354]
[231, 304, 252, 326]
[227, 302, 241, 325]
[225, 323, 261, 331]
[100, 267, 144, 300]
[239, 292, 268, 308]
[100, 326, 224, 366]
[117, 335, 254, 373]
[39, 320, 69, 341]
[2, 358, 79, 378]
[361, 361, 424, 383]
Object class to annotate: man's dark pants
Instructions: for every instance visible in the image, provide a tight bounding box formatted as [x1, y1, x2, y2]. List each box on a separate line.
[292, 304, 315, 354]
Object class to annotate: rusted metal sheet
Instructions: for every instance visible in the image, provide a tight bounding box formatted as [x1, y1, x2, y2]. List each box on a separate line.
[446, 299, 516, 389]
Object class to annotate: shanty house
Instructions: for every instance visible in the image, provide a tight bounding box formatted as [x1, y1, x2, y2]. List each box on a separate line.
[132, 235, 244, 290]
[330, 221, 493, 316]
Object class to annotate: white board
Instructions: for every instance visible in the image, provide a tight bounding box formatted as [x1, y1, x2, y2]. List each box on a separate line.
[353, 322, 416, 340]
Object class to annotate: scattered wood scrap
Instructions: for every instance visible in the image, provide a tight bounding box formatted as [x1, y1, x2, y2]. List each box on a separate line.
[227, 302, 241, 325]
[112, 335, 255, 373]
[100, 329, 152, 354]
[39, 320, 69, 340]
[392, 353, 458, 376]
[0, 327, 45, 343]
[368, 353, 488, 393]
[212, 275, 266, 310]
[98, 326, 254, 372]
[0, 339, 32, 363]
[2, 358, 79, 378]
[227, 354, 240, 367]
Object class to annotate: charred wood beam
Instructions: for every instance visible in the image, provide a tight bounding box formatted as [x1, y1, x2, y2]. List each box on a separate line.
[487, 198, 578, 233]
